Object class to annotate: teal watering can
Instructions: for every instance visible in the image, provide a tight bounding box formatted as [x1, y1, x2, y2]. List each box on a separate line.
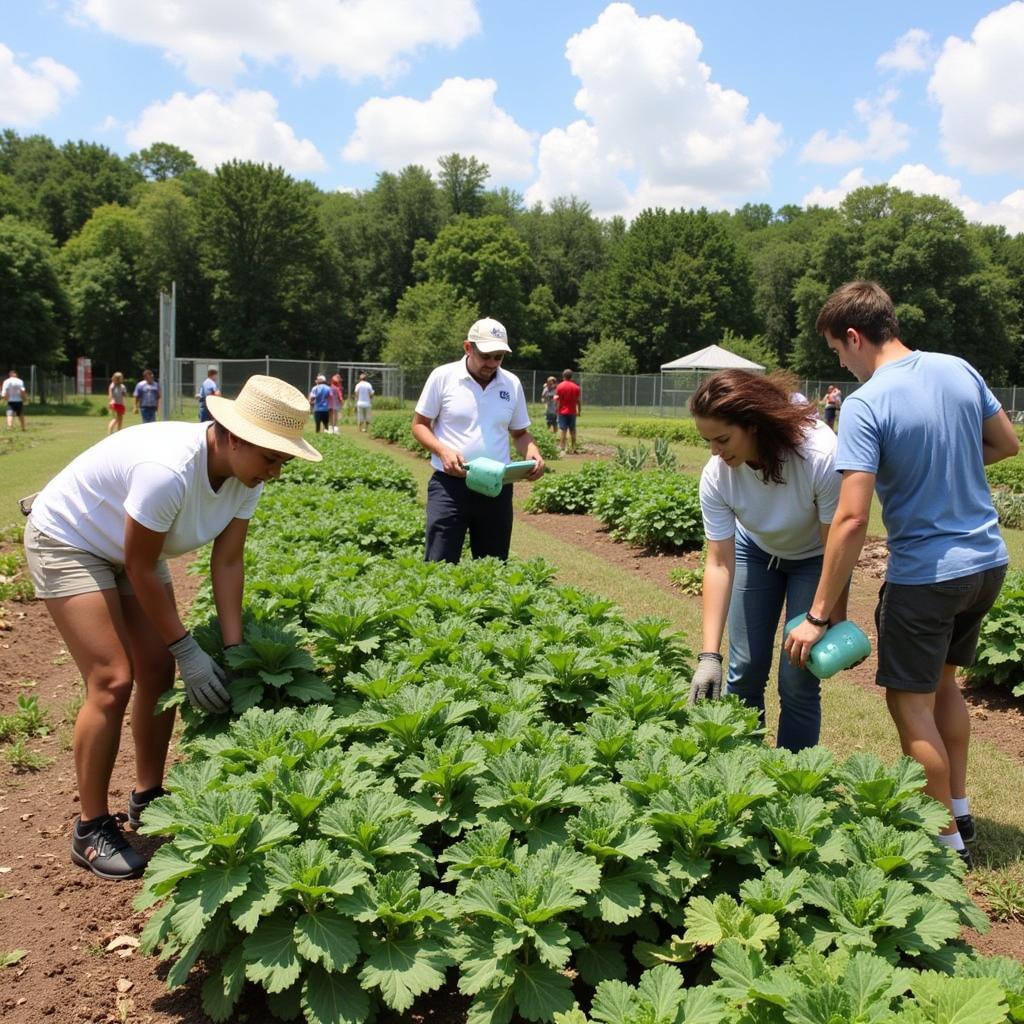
[464, 457, 537, 497]
[783, 616, 872, 679]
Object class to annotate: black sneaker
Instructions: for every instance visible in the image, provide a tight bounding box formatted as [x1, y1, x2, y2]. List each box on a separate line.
[127, 786, 166, 830]
[71, 815, 147, 881]
[957, 846, 974, 872]
[956, 813, 977, 844]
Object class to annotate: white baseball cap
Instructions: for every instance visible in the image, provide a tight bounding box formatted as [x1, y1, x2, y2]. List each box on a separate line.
[467, 317, 511, 354]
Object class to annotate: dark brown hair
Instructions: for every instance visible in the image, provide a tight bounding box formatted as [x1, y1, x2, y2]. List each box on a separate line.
[815, 280, 899, 345]
[690, 370, 817, 484]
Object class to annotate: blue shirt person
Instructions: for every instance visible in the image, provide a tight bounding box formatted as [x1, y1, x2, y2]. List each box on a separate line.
[308, 375, 331, 432]
[783, 280, 1019, 868]
[198, 367, 221, 422]
[133, 370, 161, 424]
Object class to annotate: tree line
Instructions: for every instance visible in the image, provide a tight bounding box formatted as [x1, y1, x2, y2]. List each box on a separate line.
[2, 129, 1022, 386]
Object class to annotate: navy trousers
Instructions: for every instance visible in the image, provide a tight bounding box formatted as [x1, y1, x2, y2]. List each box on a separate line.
[425, 472, 514, 563]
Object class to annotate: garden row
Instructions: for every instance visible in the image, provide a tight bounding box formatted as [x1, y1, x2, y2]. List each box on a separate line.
[134, 434, 1024, 1024]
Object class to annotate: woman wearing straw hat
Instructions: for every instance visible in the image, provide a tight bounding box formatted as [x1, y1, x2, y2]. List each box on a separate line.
[22, 376, 321, 880]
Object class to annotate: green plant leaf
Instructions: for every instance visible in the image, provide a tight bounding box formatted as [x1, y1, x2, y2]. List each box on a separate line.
[293, 910, 360, 972]
[513, 961, 575, 1021]
[358, 936, 450, 1012]
[201, 943, 246, 1022]
[301, 964, 370, 1024]
[243, 914, 303, 993]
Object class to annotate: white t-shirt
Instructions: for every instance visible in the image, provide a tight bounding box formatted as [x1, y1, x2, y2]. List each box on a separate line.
[699, 419, 840, 560]
[30, 422, 262, 564]
[3, 377, 25, 402]
[354, 380, 374, 407]
[415, 358, 530, 472]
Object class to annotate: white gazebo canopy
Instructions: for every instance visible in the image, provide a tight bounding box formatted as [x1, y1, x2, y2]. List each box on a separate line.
[660, 344, 765, 372]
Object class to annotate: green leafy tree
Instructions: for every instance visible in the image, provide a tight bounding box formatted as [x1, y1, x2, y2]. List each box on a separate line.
[61, 203, 151, 373]
[719, 328, 780, 371]
[419, 214, 538, 342]
[128, 142, 199, 181]
[597, 208, 757, 372]
[135, 180, 215, 354]
[381, 280, 477, 369]
[0, 175, 31, 220]
[0, 215, 68, 369]
[437, 153, 489, 218]
[199, 161, 344, 358]
[792, 186, 1018, 381]
[578, 336, 638, 375]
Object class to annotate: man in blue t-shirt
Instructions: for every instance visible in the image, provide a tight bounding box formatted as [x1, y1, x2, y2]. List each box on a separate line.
[198, 366, 220, 422]
[784, 280, 1019, 869]
[132, 369, 161, 423]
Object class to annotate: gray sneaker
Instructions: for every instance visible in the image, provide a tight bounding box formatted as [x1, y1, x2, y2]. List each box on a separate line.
[127, 786, 166, 830]
[71, 815, 147, 880]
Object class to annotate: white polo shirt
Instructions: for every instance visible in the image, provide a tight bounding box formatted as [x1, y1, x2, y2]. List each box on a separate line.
[415, 358, 530, 472]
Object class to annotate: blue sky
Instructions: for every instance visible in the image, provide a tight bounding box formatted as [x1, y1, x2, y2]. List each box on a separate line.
[2, 1, 1022, 231]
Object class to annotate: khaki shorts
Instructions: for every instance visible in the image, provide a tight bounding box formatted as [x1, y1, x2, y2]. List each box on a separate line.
[24, 519, 171, 600]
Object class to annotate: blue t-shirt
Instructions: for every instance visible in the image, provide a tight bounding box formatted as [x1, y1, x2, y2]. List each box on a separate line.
[836, 351, 1007, 585]
[310, 383, 331, 412]
[198, 377, 218, 414]
[133, 380, 160, 408]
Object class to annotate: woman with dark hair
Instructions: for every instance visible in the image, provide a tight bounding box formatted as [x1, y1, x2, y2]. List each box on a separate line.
[687, 369, 846, 751]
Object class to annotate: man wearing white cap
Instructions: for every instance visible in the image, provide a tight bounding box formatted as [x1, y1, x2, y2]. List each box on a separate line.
[22, 376, 321, 880]
[413, 317, 545, 563]
[197, 365, 220, 423]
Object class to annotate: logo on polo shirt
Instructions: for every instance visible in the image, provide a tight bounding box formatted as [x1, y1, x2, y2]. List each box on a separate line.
[499, 390, 510, 401]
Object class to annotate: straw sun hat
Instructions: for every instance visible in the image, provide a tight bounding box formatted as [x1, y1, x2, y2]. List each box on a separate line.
[206, 375, 322, 463]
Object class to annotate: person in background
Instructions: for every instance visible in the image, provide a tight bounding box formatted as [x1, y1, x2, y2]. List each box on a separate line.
[688, 369, 846, 752]
[3, 369, 28, 431]
[198, 366, 220, 423]
[555, 368, 582, 453]
[785, 280, 1019, 868]
[22, 376, 321, 880]
[329, 374, 344, 434]
[353, 372, 374, 433]
[540, 376, 558, 434]
[412, 317, 544, 563]
[309, 374, 331, 433]
[823, 385, 842, 432]
[107, 372, 126, 435]
[133, 369, 160, 424]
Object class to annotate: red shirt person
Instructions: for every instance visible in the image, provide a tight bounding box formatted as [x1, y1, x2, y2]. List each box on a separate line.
[554, 369, 582, 453]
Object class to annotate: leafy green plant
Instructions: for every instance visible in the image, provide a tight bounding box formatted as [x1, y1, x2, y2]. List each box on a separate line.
[0, 949, 26, 968]
[964, 570, 1024, 694]
[619, 418, 705, 445]
[525, 462, 620, 514]
[986, 456, 1024, 493]
[668, 567, 703, 595]
[593, 471, 703, 551]
[992, 490, 1024, 529]
[614, 442, 650, 471]
[652, 437, 678, 471]
[5, 736, 52, 771]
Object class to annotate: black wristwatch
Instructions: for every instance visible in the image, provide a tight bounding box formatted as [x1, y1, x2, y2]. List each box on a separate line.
[805, 611, 829, 628]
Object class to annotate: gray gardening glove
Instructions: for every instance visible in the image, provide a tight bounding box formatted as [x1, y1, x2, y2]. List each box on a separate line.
[168, 633, 230, 713]
[688, 652, 724, 704]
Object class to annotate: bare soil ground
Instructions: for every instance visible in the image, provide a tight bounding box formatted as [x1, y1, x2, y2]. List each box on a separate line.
[2, 493, 1022, 1020]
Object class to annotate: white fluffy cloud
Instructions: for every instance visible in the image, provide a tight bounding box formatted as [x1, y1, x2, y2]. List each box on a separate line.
[889, 163, 1024, 234]
[876, 28, 934, 73]
[802, 162, 1024, 233]
[525, 3, 782, 217]
[801, 168, 872, 208]
[800, 89, 910, 165]
[928, 2, 1024, 174]
[0, 43, 78, 125]
[343, 77, 534, 182]
[73, 0, 480, 87]
[126, 90, 326, 173]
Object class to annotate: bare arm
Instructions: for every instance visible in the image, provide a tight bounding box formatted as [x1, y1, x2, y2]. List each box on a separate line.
[982, 409, 1020, 465]
[785, 470, 874, 663]
[509, 427, 545, 480]
[123, 517, 186, 643]
[412, 412, 466, 476]
[819, 521, 851, 623]
[211, 517, 249, 648]
[701, 537, 735, 654]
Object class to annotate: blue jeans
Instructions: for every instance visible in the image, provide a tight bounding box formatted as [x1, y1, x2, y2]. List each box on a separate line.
[726, 530, 823, 752]
[140, 406, 157, 423]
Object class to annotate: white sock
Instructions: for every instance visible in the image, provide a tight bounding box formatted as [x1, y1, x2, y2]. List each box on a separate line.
[951, 797, 970, 817]
[938, 831, 966, 851]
